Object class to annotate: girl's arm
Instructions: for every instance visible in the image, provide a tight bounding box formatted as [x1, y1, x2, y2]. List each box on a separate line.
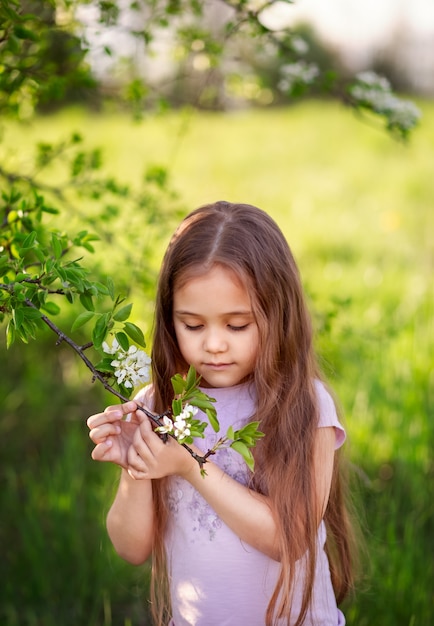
[87, 402, 154, 564]
[128, 415, 336, 562]
[106, 469, 154, 565]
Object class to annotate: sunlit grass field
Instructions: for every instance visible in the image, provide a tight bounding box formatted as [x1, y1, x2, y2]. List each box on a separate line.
[1, 100, 433, 625]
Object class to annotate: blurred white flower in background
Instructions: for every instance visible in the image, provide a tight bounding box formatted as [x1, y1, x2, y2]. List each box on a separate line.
[350, 71, 421, 131]
[278, 61, 319, 92]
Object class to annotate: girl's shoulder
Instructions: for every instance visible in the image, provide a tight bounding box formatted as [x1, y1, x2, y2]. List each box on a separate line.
[123, 384, 155, 421]
[133, 382, 155, 405]
[314, 379, 346, 449]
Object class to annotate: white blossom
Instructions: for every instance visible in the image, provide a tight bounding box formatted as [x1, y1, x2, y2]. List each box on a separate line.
[291, 36, 309, 56]
[170, 404, 198, 442]
[354, 71, 391, 91]
[173, 415, 191, 441]
[385, 99, 421, 131]
[156, 415, 175, 435]
[102, 337, 119, 355]
[350, 72, 421, 132]
[278, 61, 319, 92]
[155, 403, 199, 442]
[177, 404, 198, 421]
[103, 340, 151, 389]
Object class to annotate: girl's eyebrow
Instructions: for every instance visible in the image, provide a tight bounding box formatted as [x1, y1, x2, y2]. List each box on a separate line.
[173, 309, 254, 316]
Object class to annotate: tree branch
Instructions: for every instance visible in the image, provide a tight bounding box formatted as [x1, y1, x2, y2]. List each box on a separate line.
[20, 296, 211, 467]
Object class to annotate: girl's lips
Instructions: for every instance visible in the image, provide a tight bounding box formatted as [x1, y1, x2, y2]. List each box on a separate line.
[204, 362, 233, 370]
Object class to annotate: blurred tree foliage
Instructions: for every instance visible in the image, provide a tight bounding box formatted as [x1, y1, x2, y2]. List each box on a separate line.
[1, 0, 421, 131]
[0, 0, 98, 114]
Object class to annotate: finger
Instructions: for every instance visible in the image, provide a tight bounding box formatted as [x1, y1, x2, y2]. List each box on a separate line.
[127, 467, 148, 480]
[87, 401, 138, 429]
[88, 421, 121, 444]
[133, 420, 163, 463]
[127, 444, 149, 475]
[91, 439, 115, 462]
[86, 412, 106, 430]
[139, 415, 154, 437]
[139, 416, 171, 455]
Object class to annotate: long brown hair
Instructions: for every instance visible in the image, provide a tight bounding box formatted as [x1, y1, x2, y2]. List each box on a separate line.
[149, 201, 356, 625]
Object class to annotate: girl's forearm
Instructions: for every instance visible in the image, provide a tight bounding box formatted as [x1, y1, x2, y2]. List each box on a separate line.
[106, 468, 154, 565]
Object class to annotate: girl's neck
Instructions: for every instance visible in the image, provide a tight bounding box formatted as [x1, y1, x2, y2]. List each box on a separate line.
[199, 379, 254, 393]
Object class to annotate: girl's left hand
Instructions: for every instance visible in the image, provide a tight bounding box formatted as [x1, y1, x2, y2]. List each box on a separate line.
[127, 414, 197, 480]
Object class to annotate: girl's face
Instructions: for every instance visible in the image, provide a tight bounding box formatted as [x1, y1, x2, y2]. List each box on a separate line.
[173, 265, 259, 388]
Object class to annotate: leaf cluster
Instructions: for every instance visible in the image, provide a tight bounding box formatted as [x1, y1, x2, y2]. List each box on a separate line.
[1, 184, 91, 341]
[0, 0, 96, 117]
[169, 365, 264, 471]
[226, 421, 264, 471]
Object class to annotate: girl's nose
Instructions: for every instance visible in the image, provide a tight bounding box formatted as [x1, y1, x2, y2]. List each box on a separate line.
[203, 329, 227, 353]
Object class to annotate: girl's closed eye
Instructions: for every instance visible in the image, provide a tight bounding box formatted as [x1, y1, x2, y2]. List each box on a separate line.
[228, 324, 249, 331]
[184, 323, 203, 331]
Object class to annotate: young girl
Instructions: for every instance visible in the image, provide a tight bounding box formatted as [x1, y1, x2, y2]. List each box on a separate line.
[87, 201, 356, 626]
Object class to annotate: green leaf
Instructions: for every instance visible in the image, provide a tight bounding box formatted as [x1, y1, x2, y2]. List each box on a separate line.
[239, 421, 264, 437]
[206, 407, 220, 433]
[172, 398, 183, 416]
[33, 246, 46, 264]
[185, 365, 197, 390]
[123, 322, 146, 347]
[71, 310, 95, 332]
[92, 313, 110, 349]
[231, 441, 254, 471]
[21, 231, 37, 249]
[93, 281, 110, 296]
[94, 357, 115, 373]
[41, 206, 59, 215]
[20, 318, 39, 340]
[79, 292, 94, 311]
[6, 321, 16, 348]
[188, 393, 216, 410]
[51, 233, 63, 260]
[106, 277, 115, 300]
[12, 307, 24, 329]
[0, 255, 9, 272]
[113, 303, 132, 322]
[13, 24, 39, 41]
[22, 308, 43, 320]
[13, 282, 24, 296]
[119, 384, 133, 399]
[115, 331, 129, 351]
[41, 301, 61, 315]
[16, 325, 29, 344]
[171, 373, 186, 395]
[188, 420, 207, 439]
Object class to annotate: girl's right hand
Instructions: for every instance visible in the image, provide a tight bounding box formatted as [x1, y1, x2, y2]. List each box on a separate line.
[87, 401, 139, 469]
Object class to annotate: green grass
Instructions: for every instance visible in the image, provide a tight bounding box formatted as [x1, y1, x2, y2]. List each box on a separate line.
[1, 100, 433, 624]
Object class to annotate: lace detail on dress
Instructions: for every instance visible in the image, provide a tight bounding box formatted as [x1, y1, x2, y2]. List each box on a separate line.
[167, 481, 184, 515]
[189, 489, 222, 541]
[167, 447, 250, 542]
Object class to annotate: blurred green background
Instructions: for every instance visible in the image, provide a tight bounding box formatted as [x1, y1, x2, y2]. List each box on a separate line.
[1, 99, 433, 625]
